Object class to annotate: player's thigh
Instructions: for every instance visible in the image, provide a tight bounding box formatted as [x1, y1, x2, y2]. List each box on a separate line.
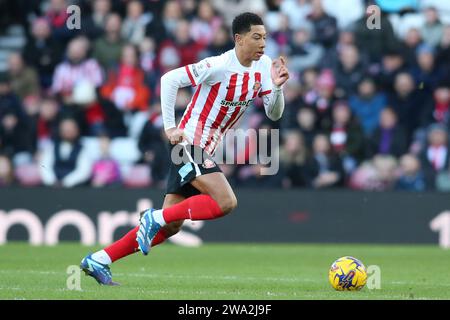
[162, 193, 185, 235]
[190, 172, 237, 214]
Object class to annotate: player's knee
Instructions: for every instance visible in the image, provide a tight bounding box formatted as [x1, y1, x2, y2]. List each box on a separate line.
[164, 220, 184, 237]
[219, 194, 238, 215]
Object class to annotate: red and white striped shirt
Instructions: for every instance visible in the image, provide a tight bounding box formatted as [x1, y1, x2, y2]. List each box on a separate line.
[51, 58, 103, 95]
[161, 49, 281, 155]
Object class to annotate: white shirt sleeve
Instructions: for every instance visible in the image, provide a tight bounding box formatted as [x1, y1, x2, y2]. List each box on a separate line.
[160, 67, 193, 130]
[263, 86, 285, 121]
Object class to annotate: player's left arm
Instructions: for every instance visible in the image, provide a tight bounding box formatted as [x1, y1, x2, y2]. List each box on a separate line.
[263, 56, 289, 121]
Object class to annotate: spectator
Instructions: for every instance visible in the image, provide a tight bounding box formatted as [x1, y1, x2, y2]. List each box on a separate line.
[353, 9, 399, 64]
[410, 44, 443, 92]
[40, 118, 93, 188]
[287, 23, 324, 73]
[80, 0, 112, 39]
[121, 0, 151, 46]
[22, 18, 63, 89]
[367, 107, 408, 158]
[35, 96, 60, 149]
[279, 80, 303, 129]
[91, 0, 111, 30]
[279, 130, 309, 188]
[145, 0, 183, 45]
[138, 104, 169, 187]
[0, 108, 34, 163]
[179, 0, 197, 21]
[388, 72, 433, 138]
[93, 13, 126, 71]
[158, 20, 205, 69]
[51, 36, 103, 104]
[328, 101, 365, 172]
[199, 25, 234, 59]
[267, 13, 291, 57]
[376, 49, 408, 94]
[8, 52, 40, 100]
[211, 0, 267, 27]
[0, 154, 14, 187]
[321, 0, 364, 30]
[21, 95, 41, 153]
[349, 154, 398, 191]
[401, 28, 423, 67]
[300, 67, 319, 95]
[294, 106, 319, 148]
[280, 0, 312, 31]
[100, 44, 150, 113]
[435, 25, 450, 77]
[436, 161, 450, 192]
[69, 79, 105, 136]
[303, 69, 336, 130]
[139, 37, 157, 73]
[190, 0, 223, 46]
[349, 77, 387, 137]
[302, 133, 345, 188]
[307, 0, 338, 49]
[425, 83, 450, 126]
[333, 44, 367, 97]
[139, 37, 159, 101]
[420, 124, 450, 189]
[0, 72, 24, 120]
[45, 0, 72, 43]
[236, 163, 284, 188]
[421, 6, 444, 48]
[395, 154, 426, 191]
[321, 29, 357, 69]
[91, 134, 121, 188]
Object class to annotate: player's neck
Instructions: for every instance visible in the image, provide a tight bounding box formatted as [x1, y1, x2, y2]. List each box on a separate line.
[235, 47, 252, 67]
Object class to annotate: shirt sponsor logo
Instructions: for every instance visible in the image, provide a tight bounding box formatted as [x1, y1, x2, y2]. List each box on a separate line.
[219, 99, 252, 107]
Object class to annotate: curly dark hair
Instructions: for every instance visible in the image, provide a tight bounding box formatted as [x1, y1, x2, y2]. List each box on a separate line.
[231, 12, 264, 37]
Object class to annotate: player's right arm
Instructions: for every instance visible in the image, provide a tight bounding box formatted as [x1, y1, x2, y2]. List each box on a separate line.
[160, 56, 222, 144]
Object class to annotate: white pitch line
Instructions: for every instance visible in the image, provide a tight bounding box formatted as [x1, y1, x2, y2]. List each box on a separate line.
[0, 269, 318, 283]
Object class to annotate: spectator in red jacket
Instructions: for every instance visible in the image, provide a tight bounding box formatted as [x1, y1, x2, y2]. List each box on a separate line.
[100, 44, 150, 113]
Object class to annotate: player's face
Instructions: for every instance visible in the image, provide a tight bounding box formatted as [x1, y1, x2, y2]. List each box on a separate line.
[239, 25, 266, 61]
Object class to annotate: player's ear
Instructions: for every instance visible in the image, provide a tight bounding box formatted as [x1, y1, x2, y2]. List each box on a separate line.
[234, 33, 243, 46]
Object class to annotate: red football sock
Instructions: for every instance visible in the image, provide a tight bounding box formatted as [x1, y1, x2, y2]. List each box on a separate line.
[162, 194, 223, 223]
[104, 226, 168, 262]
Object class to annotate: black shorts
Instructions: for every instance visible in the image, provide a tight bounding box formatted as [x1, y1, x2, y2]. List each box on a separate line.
[165, 142, 222, 198]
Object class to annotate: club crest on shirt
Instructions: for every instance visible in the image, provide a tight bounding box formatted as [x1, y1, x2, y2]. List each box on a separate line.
[253, 81, 261, 91]
[202, 158, 216, 169]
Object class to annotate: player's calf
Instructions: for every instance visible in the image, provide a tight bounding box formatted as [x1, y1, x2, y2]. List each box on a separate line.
[163, 220, 184, 237]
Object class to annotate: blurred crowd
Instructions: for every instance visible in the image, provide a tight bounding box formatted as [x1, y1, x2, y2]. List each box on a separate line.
[0, 0, 450, 192]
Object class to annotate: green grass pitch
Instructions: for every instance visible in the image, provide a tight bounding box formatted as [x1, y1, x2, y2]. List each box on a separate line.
[0, 243, 449, 300]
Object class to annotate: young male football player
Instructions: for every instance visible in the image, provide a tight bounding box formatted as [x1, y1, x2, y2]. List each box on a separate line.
[81, 12, 289, 285]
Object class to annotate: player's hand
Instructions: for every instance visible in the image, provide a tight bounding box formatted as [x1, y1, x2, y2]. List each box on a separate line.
[271, 56, 289, 87]
[166, 127, 185, 145]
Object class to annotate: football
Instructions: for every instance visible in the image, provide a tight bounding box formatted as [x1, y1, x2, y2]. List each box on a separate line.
[328, 256, 367, 291]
